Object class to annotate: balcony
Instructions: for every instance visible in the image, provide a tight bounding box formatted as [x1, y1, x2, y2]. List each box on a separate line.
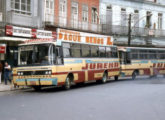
[44, 16, 102, 33]
[102, 24, 165, 38]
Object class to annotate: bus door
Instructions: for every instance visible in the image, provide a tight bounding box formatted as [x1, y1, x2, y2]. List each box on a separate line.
[52, 46, 63, 65]
[56, 46, 64, 65]
[119, 51, 131, 76]
[119, 51, 131, 65]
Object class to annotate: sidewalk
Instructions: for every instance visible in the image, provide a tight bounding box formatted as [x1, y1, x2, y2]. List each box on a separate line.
[0, 83, 31, 92]
[0, 83, 12, 92]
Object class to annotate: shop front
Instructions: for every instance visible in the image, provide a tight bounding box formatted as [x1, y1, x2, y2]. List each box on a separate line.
[3, 25, 56, 67]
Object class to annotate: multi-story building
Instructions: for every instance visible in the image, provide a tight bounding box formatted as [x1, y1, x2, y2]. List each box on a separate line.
[99, 0, 165, 47]
[0, 0, 47, 66]
[0, 0, 101, 66]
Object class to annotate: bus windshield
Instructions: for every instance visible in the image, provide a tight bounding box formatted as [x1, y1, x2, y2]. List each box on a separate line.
[18, 44, 55, 66]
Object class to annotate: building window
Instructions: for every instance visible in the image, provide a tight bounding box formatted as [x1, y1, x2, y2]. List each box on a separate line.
[46, 0, 49, 8]
[82, 5, 88, 22]
[106, 5, 112, 25]
[158, 13, 162, 29]
[11, 0, 31, 15]
[71, 2, 78, 28]
[45, 0, 54, 13]
[121, 8, 126, 26]
[134, 10, 139, 27]
[59, 0, 67, 26]
[59, 0, 66, 15]
[92, 7, 97, 24]
[71, 2, 78, 20]
[45, 0, 54, 22]
[146, 11, 152, 28]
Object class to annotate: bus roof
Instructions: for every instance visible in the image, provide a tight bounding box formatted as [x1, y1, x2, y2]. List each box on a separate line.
[118, 46, 165, 51]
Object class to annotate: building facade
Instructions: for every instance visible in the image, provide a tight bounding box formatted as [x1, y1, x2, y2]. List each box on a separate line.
[0, 0, 101, 66]
[44, 0, 100, 33]
[99, 0, 165, 47]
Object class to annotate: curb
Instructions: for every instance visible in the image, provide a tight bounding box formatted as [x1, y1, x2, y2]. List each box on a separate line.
[0, 86, 31, 92]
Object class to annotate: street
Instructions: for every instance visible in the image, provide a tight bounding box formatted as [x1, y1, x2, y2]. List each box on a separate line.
[0, 77, 165, 120]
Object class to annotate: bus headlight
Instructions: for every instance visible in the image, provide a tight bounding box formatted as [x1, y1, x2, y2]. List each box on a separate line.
[18, 72, 23, 76]
[18, 72, 21, 76]
[45, 71, 48, 75]
[48, 71, 52, 75]
[20, 72, 23, 76]
[45, 71, 52, 75]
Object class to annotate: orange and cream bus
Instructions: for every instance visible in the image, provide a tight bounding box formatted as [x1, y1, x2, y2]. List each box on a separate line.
[12, 29, 120, 90]
[118, 47, 165, 80]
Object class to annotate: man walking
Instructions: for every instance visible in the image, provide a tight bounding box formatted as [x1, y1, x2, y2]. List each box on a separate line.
[4, 62, 11, 85]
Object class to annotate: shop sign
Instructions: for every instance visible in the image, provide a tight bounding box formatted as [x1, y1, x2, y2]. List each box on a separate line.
[6, 25, 56, 39]
[24, 38, 57, 44]
[57, 28, 113, 46]
[37, 30, 56, 39]
[0, 44, 6, 54]
[13, 26, 32, 37]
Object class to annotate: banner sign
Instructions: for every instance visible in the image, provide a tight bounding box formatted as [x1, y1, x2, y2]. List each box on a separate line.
[5, 25, 57, 39]
[24, 38, 57, 44]
[57, 28, 113, 46]
[0, 44, 6, 54]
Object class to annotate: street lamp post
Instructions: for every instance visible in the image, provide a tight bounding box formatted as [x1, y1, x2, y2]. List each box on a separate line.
[127, 13, 152, 46]
[128, 14, 132, 46]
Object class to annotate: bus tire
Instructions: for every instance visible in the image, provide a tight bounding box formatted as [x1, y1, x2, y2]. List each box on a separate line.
[114, 76, 118, 81]
[32, 86, 41, 91]
[132, 71, 137, 80]
[64, 76, 71, 90]
[102, 72, 108, 83]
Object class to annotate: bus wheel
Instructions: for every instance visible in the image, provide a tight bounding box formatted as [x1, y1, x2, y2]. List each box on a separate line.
[114, 76, 118, 81]
[132, 71, 137, 80]
[32, 86, 41, 91]
[64, 76, 71, 90]
[102, 73, 108, 83]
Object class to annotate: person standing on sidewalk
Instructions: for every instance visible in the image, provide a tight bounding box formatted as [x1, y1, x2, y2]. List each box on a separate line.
[0, 61, 3, 84]
[4, 62, 11, 85]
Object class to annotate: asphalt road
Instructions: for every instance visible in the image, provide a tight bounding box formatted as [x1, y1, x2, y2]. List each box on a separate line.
[0, 76, 165, 120]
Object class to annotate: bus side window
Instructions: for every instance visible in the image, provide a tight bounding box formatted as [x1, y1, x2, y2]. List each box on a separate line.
[126, 52, 131, 64]
[55, 47, 63, 65]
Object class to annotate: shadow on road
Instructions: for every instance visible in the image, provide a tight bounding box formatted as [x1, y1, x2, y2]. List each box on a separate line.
[22, 78, 134, 93]
[21, 76, 165, 93]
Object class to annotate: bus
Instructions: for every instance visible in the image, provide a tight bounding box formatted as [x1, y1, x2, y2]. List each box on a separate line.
[118, 47, 165, 80]
[12, 29, 120, 90]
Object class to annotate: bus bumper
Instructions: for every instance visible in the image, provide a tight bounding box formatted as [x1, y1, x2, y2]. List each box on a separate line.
[15, 78, 58, 86]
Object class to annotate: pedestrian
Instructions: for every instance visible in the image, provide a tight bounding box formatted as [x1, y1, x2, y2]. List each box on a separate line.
[4, 62, 11, 85]
[0, 61, 3, 84]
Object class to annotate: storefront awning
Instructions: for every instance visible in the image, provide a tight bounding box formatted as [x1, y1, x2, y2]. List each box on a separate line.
[0, 37, 28, 42]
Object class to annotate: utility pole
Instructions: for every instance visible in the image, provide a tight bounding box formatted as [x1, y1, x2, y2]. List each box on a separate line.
[128, 14, 132, 46]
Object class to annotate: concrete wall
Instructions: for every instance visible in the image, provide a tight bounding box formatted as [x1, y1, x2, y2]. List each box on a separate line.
[5, 0, 44, 28]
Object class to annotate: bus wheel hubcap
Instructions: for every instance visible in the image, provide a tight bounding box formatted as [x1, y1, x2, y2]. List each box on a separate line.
[65, 77, 71, 89]
[102, 74, 107, 83]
